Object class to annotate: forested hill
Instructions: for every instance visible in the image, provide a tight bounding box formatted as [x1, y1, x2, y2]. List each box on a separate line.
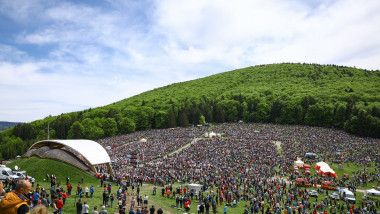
[0, 121, 19, 131]
[1, 63, 379, 160]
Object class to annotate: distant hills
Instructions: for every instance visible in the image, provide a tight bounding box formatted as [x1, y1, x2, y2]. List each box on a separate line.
[0, 121, 19, 131]
[0, 63, 379, 160]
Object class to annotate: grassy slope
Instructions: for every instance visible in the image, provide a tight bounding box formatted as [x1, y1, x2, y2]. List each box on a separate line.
[7, 157, 97, 183]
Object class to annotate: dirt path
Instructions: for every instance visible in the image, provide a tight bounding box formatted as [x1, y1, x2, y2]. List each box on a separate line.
[162, 138, 201, 158]
[137, 138, 200, 166]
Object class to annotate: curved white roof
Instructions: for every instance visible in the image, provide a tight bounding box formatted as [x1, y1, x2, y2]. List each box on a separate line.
[28, 139, 111, 165]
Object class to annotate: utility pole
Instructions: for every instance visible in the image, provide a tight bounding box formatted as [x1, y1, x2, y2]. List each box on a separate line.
[46, 123, 52, 140]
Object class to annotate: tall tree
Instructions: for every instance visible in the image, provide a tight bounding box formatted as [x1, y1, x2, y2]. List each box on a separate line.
[53, 115, 72, 139]
[103, 118, 118, 137]
[166, 108, 177, 128]
[119, 117, 136, 134]
[68, 121, 84, 139]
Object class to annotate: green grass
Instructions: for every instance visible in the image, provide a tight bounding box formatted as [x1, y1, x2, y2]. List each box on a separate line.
[7, 157, 98, 183]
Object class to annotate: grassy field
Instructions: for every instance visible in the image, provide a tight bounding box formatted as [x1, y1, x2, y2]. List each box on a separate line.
[4, 157, 378, 214]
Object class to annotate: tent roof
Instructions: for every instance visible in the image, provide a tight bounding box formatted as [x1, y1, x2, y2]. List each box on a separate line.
[28, 139, 111, 165]
[188, 183, 203, 187]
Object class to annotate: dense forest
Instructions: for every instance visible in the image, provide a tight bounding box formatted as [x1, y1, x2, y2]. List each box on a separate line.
[1, 63, 379, 160]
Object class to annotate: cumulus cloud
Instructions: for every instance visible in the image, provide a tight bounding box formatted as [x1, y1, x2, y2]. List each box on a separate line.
[0, 0, 380, 122]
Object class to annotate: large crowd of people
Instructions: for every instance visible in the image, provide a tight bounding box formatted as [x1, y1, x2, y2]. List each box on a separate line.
[101, 123, 378, 184]
[97, 127, 207, 175]
[97, 122, 379, 213]
[0, 122, 379, 214]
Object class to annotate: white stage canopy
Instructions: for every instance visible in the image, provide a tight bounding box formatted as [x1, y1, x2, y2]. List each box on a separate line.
[27, 139, 112, 175]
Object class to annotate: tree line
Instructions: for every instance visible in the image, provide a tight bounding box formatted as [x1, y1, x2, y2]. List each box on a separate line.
[1, 63, 379, 160]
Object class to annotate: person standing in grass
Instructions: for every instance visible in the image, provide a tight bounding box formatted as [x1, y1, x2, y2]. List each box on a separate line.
[85, 186, 89, 197]
[110, 193, 115, 208]
[153, 186, 156, 195]
[102, 190, 106, 205]
[107, 183, 112, 194]
[157, 208, 163, 214]
[224, 204, 227, 214]
[149, 205, 155, 214]
[130, 197, 136, 210]
[56, 197, 64, 214]
[90, 185, 94, 198]
[92, 206, 99, 214]
[41, 194, 49, 207]
[76, 198, 83, 214]
[62, 191, 67, 205]
[67, 183, 72, 195]
[143, 194, 148, 206]
[99, 205, 108, 214]
[82, 201, 90, 214]
[50, 199, 58, 214]
[33, 190, 40, 207]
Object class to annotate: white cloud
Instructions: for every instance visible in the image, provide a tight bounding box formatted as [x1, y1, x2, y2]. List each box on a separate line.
[154, 0, 380, 68]
[0, 0, 380, 122]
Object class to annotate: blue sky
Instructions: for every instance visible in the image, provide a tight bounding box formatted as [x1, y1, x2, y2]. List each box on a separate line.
[1, 0, 380, 122]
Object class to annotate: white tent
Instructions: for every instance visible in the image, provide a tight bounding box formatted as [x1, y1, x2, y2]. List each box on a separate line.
[365, 189, 380, 196]
[140, 138, 147, 143]
[315, 162, 337, 177]
[209, 132, 216, 138]
[187, 183, 203, 194]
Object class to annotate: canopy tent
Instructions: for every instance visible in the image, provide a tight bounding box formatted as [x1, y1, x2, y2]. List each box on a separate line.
[209, 132, 216, 138]
[140, 138, 147, 143]
[294, 158, 304, 167]
[315, 162, 337, 178]
[365, 189, 380, 197]
[187, 183, 203, 194]
[205, 132, 217, 138]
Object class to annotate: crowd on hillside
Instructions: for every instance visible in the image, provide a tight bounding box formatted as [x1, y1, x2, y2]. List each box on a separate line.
[97, 127, 207, 173]
[96, 122, 379, 213]
[103, 123, 379, 183]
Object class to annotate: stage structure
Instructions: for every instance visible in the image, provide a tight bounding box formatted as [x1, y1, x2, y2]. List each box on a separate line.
[24, 139, 113, 176]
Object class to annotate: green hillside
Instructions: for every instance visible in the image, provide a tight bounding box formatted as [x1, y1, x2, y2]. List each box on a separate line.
[1, 63, 379, 160]
[6, 157, 98, 183]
